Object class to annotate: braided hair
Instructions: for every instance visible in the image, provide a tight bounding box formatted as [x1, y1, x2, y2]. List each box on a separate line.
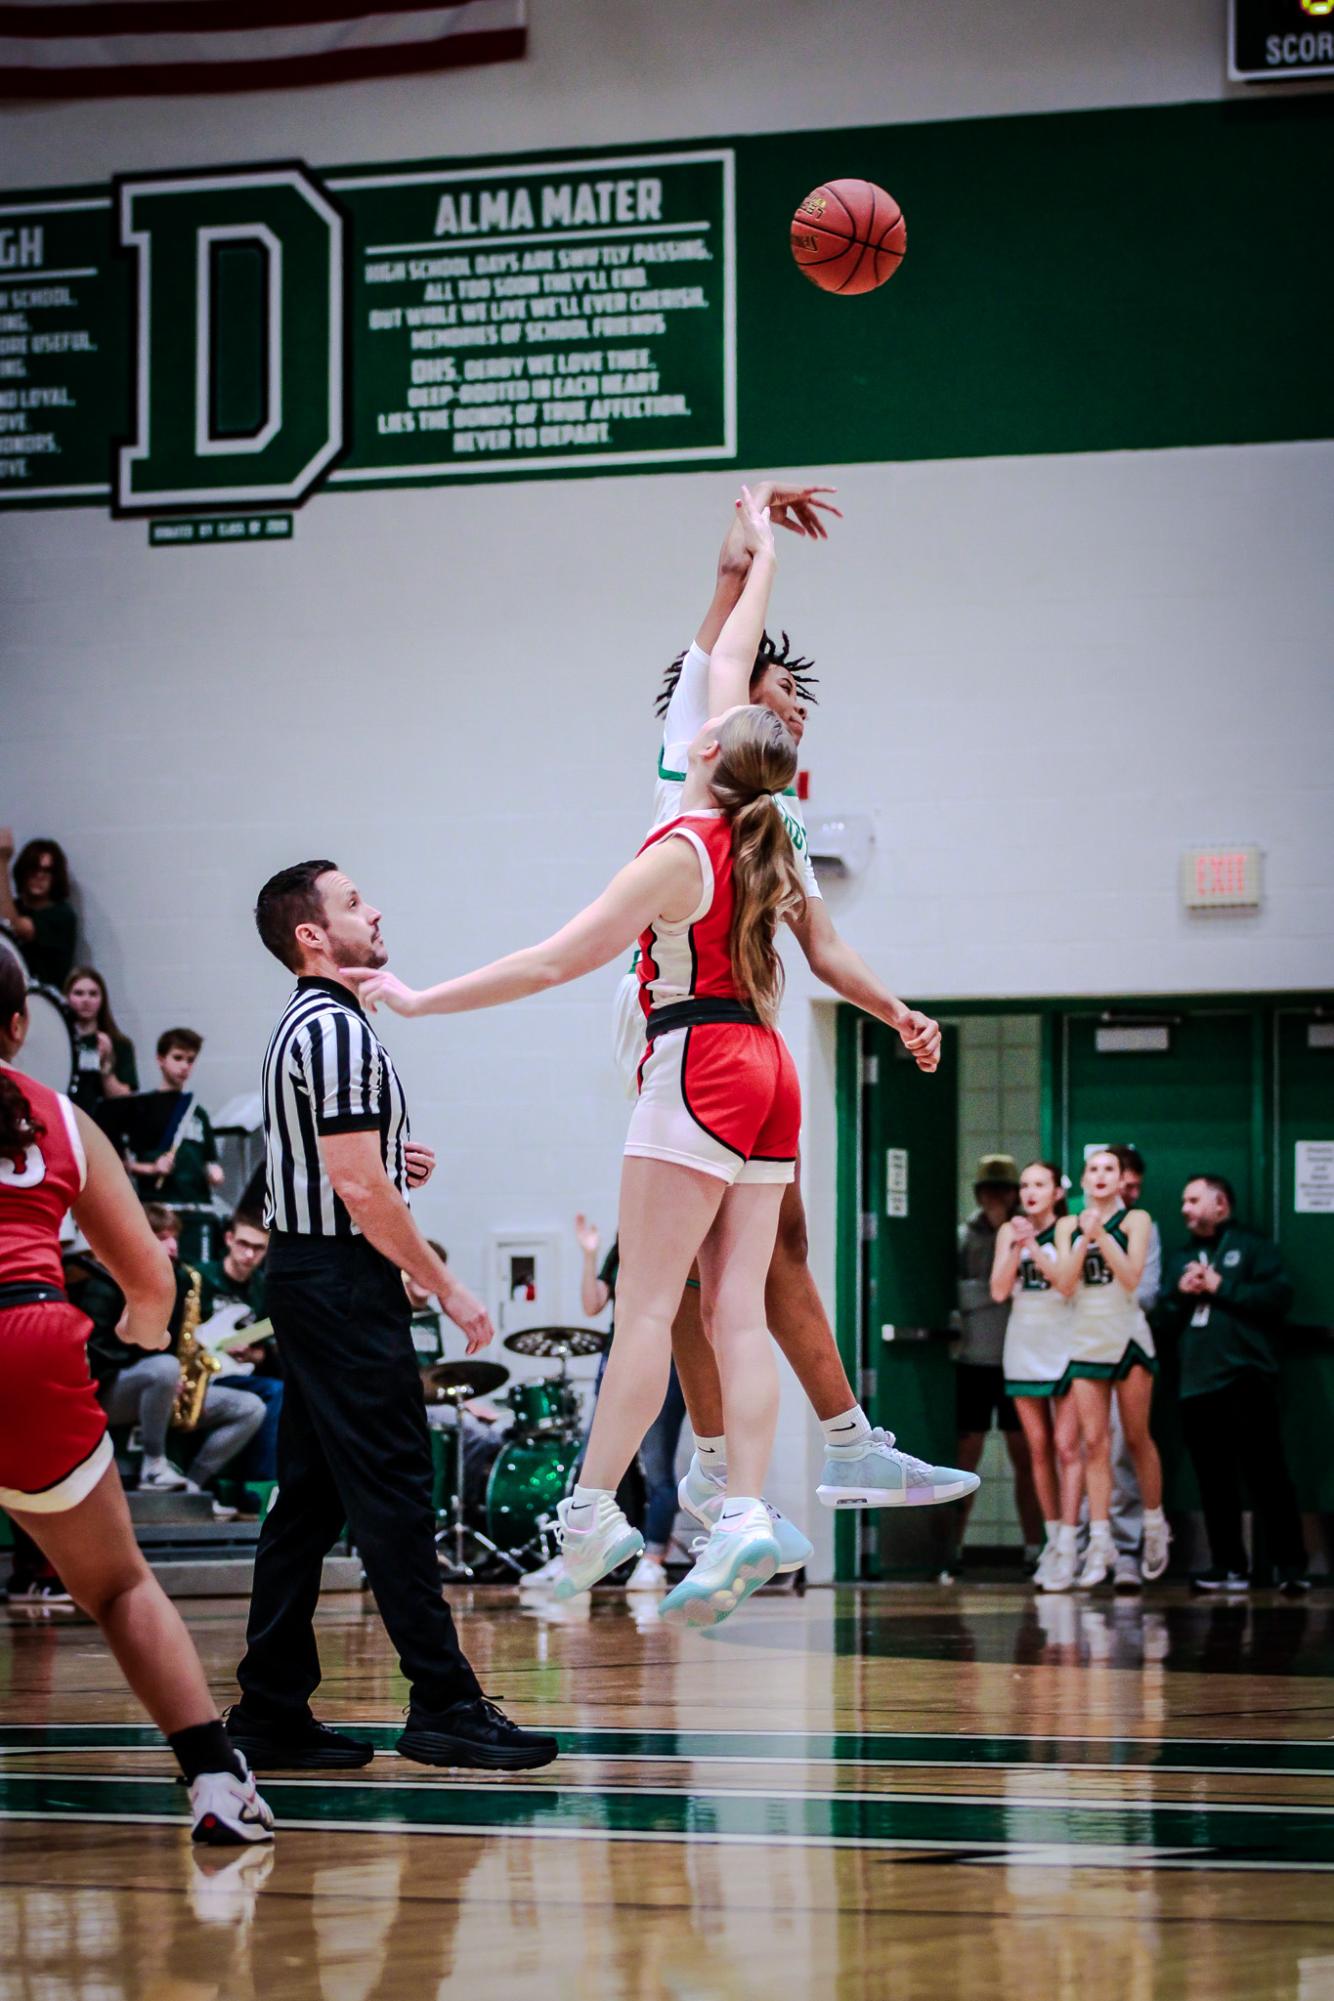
[655, 630, 819, 719]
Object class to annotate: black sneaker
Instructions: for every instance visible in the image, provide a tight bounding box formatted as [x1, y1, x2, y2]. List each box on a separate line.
[1279, 1571, 1312, 1598]
[224, 1709, 374, 1771]
[397, 1697, 559, 1772]
[1190, 1569, 1250, 1594]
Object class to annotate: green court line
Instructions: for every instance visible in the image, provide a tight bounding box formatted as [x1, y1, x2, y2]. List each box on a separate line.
[6, 1723, 1334, 1778]
[2, 1772, 1334, 1866]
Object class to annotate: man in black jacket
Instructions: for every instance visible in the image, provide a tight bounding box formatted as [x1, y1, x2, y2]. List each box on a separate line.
[1155, 1174, 1307, 1594]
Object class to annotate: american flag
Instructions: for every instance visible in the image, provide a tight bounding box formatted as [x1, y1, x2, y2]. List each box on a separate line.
[0, 0, 526, 97]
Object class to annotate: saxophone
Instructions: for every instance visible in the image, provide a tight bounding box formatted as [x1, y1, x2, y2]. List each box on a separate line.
[171, 1265, 221, 1431]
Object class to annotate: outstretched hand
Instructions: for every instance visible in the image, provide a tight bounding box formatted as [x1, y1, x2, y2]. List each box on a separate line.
[342, 967, 424, 1017]
[759, 482, 842, 540]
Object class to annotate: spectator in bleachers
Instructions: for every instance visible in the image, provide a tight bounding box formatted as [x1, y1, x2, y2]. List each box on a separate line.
[0, 828, 77, 989]
[63, 965, 139, 1115]
[125, 1027, 225, 1262]
[197, 1211, 284, 1485]
[80, 1204, 263, 1516]
[1155, 1173, 1308, 1594]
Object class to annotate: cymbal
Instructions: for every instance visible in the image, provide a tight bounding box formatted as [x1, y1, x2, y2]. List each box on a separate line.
[503, 1325, 610, 1360]
[420, 1359, 510, 1403]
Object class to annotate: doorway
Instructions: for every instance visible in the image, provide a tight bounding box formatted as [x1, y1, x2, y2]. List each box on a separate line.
[835, 993, 1334, 1583]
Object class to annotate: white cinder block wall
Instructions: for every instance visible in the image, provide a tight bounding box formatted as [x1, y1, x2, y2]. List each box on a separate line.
[3, 2, 1331, 1581]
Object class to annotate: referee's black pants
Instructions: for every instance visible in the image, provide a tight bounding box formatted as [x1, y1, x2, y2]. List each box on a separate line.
[1178, 1371, 1307, 1579]
[236, 1233, 482, 1724]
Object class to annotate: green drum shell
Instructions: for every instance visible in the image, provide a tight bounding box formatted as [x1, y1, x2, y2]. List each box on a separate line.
[485, 1435, 581, 1550]
[506, 1378, 581, 1434]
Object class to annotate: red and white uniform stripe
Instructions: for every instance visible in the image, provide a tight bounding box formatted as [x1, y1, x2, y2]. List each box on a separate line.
[625, 812, 800, 1185]
[0, 1066, 112, 1513]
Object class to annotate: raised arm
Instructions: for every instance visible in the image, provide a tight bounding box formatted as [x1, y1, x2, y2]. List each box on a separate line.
[708, 487, 778, 712]
[348, 838, 701, 1020]
[787, 897, 942, 1072]
[694, 481, 840, 655]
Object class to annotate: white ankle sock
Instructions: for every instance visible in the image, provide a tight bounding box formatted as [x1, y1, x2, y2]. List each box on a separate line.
[1057, 1524, 1078, 1552]
[1090, 1518, 1112, 1541]
[694, 1434, 727, 1468]
[568, 1483, 612, 1524]
[1044, 1519, 1061, 1544]
[1143, 1505, 1166, 1528]
[821, 1405, 872, 1446]
[719, 1496, 762, 1526]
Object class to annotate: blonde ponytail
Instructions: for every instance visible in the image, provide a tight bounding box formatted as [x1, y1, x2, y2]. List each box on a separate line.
[708, 708, 806, 1026]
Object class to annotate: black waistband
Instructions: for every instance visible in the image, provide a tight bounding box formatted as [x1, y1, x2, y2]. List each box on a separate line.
[646, 997, 763, 1041]
[0, 1282, 68, 1310]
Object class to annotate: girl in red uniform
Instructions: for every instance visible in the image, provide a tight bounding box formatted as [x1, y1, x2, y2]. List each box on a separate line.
[351, 492, 817, 1626]
[0, 947, 273, 1843]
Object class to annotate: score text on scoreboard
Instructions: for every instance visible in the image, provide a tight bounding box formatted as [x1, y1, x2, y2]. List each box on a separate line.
[1180, 847, 1264, 911]
[1230, 0, 1334, 80]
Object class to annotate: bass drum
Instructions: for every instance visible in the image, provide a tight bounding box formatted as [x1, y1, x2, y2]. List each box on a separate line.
[485, 1434, 645, 1553]
[486, 1434, 581, 1553]
[17, 983, 76, 1094]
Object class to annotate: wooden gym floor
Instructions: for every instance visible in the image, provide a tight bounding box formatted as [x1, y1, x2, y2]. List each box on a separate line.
[3, 1583, 1334, 1999]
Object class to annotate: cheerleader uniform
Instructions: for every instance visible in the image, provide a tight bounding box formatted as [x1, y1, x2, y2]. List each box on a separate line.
[1002, 1225, 1074, 1398]
[1068, 1209, 1158, 1383]
[624, 809, 800, 1185]
[0, 1066, 112, 1512]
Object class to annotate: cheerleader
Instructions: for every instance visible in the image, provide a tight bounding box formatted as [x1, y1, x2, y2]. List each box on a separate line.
[992, 1161, 1079, 1588]
[1050, 1149, 1171, 1590]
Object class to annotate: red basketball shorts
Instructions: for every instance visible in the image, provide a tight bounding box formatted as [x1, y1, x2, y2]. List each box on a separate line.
[0, 1302, 112, 1513]
[625, 1022, 801, 1185]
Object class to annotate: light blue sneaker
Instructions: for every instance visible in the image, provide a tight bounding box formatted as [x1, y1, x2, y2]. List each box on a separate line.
[658, 1504, 780, 1630]
[678, 1454, 813, 1573]
[816, 1428, 980, 1510]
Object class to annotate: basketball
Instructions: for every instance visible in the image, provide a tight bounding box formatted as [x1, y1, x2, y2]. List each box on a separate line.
[790, 177, 906, 295]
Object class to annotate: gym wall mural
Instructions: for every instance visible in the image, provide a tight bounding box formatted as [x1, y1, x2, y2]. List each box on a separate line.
[1, 96, 1329, 519]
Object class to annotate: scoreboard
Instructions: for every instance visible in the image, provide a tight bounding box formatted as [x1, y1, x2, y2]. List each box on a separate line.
[1231, 0, 1334, 80]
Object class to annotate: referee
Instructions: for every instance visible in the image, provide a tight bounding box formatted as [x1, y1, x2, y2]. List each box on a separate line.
[229, 860, 557, 1773]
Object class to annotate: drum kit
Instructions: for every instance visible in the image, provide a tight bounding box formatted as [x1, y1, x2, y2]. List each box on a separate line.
[421, 1324, 609, 1581]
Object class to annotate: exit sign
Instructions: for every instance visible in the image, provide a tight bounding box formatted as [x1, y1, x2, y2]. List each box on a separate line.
[1181, 846, 1263, 910]
[1230, 0, 1334, 81]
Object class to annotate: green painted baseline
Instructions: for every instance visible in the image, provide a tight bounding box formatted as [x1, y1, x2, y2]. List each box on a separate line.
[3, 1770, 1334, 1866]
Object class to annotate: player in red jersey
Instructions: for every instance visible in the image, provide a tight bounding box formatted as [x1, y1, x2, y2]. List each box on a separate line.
[0, 945, 273, 1845]
[350, 491, 826, 1627]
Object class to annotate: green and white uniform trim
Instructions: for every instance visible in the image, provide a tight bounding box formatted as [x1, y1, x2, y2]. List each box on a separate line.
[1066, 1209, 1158, 1385]
[1002, 1224, 1075, 1399]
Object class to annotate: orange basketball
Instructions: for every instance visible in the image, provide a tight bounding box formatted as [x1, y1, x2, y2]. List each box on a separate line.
[790, 179, 906, 296]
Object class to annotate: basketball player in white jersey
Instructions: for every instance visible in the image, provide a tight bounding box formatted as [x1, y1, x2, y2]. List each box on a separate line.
[620, 485, 978, 1542]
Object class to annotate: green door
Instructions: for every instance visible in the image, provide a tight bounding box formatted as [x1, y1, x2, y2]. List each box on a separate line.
[851, 1018, 959, 1577]
[1273, 1008, 1334, 1514]
[1059, 1010, 1259, 1225]
[1275, 1009, 1334, 1328]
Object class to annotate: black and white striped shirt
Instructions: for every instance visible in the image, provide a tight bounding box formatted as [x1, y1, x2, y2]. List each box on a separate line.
[261, 976, 410, 1237]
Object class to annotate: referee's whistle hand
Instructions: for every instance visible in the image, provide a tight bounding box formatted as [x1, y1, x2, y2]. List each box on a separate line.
[404, 1142, 436, 1188]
